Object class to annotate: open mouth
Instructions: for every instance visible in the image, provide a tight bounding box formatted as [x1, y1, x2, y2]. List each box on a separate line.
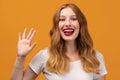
[63, 28, 74, 36]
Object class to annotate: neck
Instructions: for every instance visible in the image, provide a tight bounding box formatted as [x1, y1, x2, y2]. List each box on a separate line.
[65, 40, 77, 55]
[65, 40, 80, 61]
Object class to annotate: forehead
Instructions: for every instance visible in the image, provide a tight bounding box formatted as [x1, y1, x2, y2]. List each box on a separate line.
[60, 7, 76, 16]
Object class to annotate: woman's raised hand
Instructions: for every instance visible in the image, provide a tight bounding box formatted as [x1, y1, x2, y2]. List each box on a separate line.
[17, 28, 36, 57]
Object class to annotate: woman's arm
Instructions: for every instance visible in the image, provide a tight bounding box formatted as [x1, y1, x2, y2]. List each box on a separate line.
[23, 66, 38, 80]
[10, 28, 37, 80]
[96, 75, 106, 80]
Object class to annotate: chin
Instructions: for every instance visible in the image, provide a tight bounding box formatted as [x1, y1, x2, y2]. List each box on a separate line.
[62, 37, 76, 41]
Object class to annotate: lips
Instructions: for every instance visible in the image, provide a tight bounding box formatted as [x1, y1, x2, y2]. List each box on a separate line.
[63, 28, 74, 36]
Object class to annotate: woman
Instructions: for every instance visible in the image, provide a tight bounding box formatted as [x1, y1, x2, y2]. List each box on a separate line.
[11, 3, 107, 80]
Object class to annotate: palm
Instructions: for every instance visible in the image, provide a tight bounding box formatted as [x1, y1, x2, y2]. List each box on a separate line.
[17, 28, 36, 57]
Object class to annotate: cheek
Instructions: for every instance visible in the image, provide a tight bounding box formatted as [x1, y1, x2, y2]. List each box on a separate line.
[76, 21, 80, 28]
[72, 21, 80, 28]
[58, 22, 64, 28]
[58, 22, 62, 29]
[75, 24, 80, 31]
[58, 22, 65, 32]
[58, 23, 63, 33]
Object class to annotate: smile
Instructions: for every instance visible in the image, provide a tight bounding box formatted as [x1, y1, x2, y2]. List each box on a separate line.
[63, 28, 74, 36]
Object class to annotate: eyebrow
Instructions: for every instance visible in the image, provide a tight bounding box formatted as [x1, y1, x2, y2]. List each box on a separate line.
[60, 15, 76, 17]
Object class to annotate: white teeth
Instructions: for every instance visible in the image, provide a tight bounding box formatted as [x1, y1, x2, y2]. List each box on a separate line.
[64, 30, 74, 32]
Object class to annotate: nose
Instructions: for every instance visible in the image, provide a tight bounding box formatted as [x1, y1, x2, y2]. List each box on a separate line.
[65, 19, 71, 27]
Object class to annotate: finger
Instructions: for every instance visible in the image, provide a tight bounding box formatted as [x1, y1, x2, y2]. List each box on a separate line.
[18, 32, 21, 41]
[28, 30, 36, 42]
[22, 28, 27, 39]
[26, 28, 34, 40]
[30, 42, 36, 50]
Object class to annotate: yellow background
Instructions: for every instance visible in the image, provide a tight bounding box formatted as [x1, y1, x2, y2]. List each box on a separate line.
[0, 0, 120, 80]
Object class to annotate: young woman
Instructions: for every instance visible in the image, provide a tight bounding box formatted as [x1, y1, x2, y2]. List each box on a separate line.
[11, 3, 107, 80]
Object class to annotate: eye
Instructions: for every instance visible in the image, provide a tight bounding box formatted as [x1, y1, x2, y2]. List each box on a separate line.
[59, 18, 65, 21]
[71, 17, 77, 21]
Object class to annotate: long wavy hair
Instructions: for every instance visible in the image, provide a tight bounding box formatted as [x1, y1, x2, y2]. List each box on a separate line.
[46, 3, 100, 74]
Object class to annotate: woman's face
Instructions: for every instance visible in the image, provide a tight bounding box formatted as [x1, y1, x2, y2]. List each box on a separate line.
[58, 7, 80, 41]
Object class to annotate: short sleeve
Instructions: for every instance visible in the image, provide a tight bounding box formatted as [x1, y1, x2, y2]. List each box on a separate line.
[93, 51, 107, 79]
[29, 49, 48, 75]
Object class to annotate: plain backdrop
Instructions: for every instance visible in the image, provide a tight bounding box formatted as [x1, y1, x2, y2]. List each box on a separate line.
[0, 0, 120, 80]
